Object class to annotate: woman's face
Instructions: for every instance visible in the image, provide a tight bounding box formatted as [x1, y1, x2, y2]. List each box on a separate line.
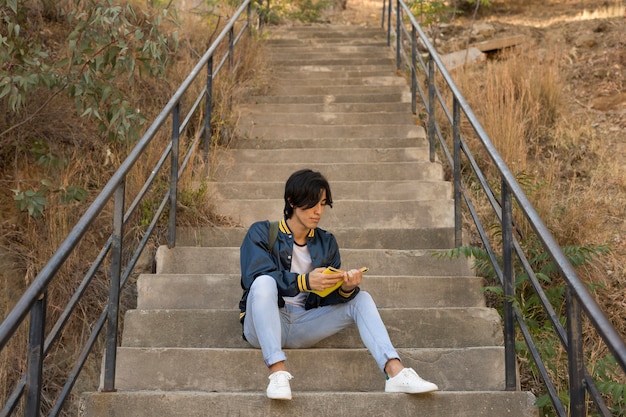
[289, 189, 328, 231]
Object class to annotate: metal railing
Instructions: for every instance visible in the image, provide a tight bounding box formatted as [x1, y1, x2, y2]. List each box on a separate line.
[0, 2, 264, 415]
[382, 1, 626, 416]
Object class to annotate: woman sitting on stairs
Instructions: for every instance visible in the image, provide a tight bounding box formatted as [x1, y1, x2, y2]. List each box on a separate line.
[238, 168, 438, 400]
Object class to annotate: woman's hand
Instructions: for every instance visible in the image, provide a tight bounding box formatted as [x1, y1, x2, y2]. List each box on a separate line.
[307, 267, 344, 292]
[341, 268, 363, 292]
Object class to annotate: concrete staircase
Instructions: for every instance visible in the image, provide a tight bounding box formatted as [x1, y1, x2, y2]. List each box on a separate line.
[80, 24, 538, 416]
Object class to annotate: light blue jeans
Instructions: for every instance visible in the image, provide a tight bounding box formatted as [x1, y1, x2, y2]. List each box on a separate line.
[243, 274, 400, 373]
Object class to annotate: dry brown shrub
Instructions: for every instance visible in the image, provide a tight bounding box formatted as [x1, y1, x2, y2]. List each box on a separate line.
[1, 1, 267, 414]
[451, 23, 626, 411]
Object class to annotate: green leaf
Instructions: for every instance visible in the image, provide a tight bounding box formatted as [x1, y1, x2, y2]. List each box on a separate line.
[60, 186, 88, 204]
[13, 189, 48, 218]
[41, 179, 55, 188]
[8, 0, 18, 14]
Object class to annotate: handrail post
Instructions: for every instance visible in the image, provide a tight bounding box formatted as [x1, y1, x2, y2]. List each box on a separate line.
[386, 0, 392, 45]
[395, 0, 401, 69]
[501, 180, 517, 390]
[246, 1, 251, 35]
[228, 27, 234, 69]
[25, 291, 46, 417]
[265, 0, 270, 28]
[381, 0, 386, 29]
[204, 56, 214, 162]
[567, 285, 586, 417]
[168, 103, 180, 248]
[410, 25, 417, 115]
[427, 57, 435, 162]
[452, 98, 462, 248]
[257, 0, 263, 29]
[102, 180, 125, 392]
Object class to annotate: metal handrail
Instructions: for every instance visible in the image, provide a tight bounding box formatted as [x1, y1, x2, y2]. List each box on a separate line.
[382, 0, 626, 416]
[0, 2, 262, 415]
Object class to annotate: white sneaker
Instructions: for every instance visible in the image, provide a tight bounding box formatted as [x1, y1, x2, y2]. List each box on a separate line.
[385, 368, 438, 394]
[266, 371, 293, 400]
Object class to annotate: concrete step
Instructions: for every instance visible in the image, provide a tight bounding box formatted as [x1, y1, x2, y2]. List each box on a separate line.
[212, 199, 453, 229]
[122, 307, 503, 349]
[268, 40, 389, 49]
[267, 34, 387, 43]
[271, 57, 395, 68]
[213, 162, 443, 182]
[155, 247, 473, 276]
[204, 180, 449, 200]
[268, 64, 400, 74]
[232, 136, 425, 149]
[267, 27, 387, 40]
[265, 75, 406, 87]
[267, 36, 386, 45]
[80, 391, 538, 417]
[136, 274, 486, 310]
[242, 92, 412, 105]
[81, 21, 542, 417]
[261, 84, 406, 97]
[113, 347, 506, 392]
[239, 111, 415, 125]
[269, 44, 391, 52]
[237, 124, 421, 140]
[268, 45, 394, 55]
[176, 225, 456, 250]
[221, 147, 428, 164]
[237, 102, 412, 113]
[266, 69, 399, 80]
[266, 35, 387, 44]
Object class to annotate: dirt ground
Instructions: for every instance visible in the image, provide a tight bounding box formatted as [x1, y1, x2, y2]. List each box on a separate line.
[328, 0, 625, 157]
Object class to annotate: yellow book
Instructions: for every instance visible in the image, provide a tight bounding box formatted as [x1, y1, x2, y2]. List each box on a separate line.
[310, 266, 368, 297]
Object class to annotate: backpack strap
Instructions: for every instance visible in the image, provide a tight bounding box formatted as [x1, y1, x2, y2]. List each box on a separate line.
[242, 220, 279, 338]
[268, 220, 279, 253]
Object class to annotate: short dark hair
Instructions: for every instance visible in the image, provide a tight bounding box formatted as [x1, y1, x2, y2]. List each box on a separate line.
[283, 169, 333, 219]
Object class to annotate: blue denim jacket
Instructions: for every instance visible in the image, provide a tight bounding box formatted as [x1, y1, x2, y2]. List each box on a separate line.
[239, 218, 360, 324]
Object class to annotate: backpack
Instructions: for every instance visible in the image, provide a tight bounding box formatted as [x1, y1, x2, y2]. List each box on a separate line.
[267, 220, 279, 253]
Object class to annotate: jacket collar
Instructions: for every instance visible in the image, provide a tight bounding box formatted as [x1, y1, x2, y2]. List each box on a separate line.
[279, 218, 315, 238]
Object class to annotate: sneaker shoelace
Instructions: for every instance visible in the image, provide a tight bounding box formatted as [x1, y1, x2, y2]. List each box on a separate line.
[269, 371, 293, 387]
[398, 368, 422, 384]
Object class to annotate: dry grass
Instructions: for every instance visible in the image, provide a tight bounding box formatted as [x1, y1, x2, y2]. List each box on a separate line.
[2, 0, 624, 414]
[0, 1, 266, 414]
[450, 24, 626, 413]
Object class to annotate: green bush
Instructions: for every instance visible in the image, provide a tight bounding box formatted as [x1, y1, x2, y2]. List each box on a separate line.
[438, 241, 622, 416]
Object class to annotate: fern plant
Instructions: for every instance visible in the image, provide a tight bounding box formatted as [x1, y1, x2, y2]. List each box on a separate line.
[438, 241, 623, 416]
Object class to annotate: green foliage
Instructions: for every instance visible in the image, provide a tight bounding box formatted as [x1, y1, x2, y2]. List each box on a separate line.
[406, 0, 492, 44]
[63, 0, 177, 142]
[0, 1, 57, 111]
[593, 355, 626, 416]
[438, 242, 619, 416]
[259, 0, 331, 24]
[460, 0, 492, 7]
[408, 0, 457, 26]
[2, 0, 179, 217]
[1, 0, 179, 142]
[13, 188, 49, 217]
[13, 179, 88, 218]
[59, 185, 88, 204]
[11, 140, 89, 218]
[289, 0, 330, 23]
[30, 140, 69, 169]
[439, 242, 609, 315]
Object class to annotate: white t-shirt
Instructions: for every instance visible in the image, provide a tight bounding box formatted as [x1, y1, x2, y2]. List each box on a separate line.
[283, 244, 312, 307]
